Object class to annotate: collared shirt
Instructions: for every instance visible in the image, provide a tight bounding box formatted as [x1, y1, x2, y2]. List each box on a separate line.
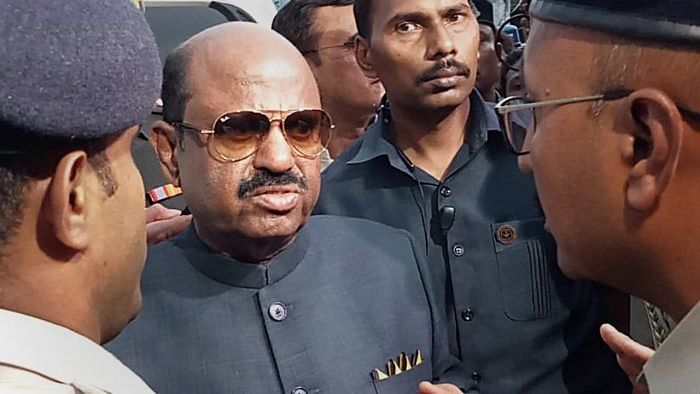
[642, 301, 700, 393]
[108, 216, 456, 393]
[314, 91, 629, 392]
[0, 309, 154, 394]
[320, 147, 334, 171]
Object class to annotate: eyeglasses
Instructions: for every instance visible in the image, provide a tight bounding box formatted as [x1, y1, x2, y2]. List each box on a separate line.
[495, 90, 700, 155]
[173, 109, 334, 162]
[301, 35, 357, 55]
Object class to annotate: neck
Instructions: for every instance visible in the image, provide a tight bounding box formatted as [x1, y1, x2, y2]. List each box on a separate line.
[645, 264, 700, 323]
[325, 103, 374, 158]
[0, 254, 101, 343]
[194, 220, 295, 264]
[622, 239, 700, 323]
[389, 98, 472, 180]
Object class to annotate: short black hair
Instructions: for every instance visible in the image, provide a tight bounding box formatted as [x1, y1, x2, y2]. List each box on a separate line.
[272, 0, 354, 65]
[353, 0, 374, 40]
[161, 44, 194, 147]
[162, 45, 193, 125]
[0, 126, 116, 259]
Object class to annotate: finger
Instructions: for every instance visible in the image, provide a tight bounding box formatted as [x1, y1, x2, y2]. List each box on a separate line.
[145, 203, 182, 223]
[419, 382, 438, 394]
[418, 382, 463, 394]
[600, 324, 654, 362]
[146, 215, 192, 246]
[615, 354, 644, 380]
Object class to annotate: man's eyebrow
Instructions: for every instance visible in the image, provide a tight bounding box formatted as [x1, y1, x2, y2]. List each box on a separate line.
[438, 3, 472, 17]
[386, 11, 430, 27]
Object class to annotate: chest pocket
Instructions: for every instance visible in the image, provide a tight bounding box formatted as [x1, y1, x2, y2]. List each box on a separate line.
[372, 360, 431, 394]
[492, 217, 558, 321]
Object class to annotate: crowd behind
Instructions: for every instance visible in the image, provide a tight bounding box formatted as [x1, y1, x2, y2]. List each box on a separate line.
[0, 0, 698, 393]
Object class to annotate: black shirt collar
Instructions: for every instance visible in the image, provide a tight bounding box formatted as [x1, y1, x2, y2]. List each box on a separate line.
[174, 224, 310, 289]
[347, 90, 501, 176]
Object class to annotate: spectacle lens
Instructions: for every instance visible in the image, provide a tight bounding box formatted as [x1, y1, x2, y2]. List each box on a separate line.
[502, 98, 533, 154]
[210, 109, 332, 161]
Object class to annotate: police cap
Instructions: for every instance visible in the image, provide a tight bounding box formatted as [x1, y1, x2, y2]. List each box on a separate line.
[0, 0, 161, 139]
[531, 0, 700, 46]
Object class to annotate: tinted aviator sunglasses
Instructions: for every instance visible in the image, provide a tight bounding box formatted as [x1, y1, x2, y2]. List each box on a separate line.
[173, 109, 334, 162]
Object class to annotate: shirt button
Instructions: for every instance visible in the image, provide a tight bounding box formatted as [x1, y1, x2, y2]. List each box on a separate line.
[496, 224, 517, 245]
[268, 302, 287, 322]
[440, 186, 452, 197]
[471, 371, 482, 383]
[461, 308, 475, 321]
[452, 244, 465, 257]
[291, 387, 307, 394]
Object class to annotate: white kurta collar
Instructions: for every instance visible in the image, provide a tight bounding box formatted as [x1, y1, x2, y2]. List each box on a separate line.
[641, 302, 700, 393]
[0, 308, 154, 393]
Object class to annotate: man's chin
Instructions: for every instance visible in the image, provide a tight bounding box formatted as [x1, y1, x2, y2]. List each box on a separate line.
[419, 88, 471, 109]
[556, 250, 587, 280]
[244, 214, 307, 239]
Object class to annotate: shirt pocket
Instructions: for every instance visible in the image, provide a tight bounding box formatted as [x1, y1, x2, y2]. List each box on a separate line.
[492, 217, 557, 321]
[372, 360, 431, 394]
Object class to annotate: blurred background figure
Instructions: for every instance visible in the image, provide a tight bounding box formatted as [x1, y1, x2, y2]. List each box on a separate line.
[500, 48, 524, 97]
[475, 20, 502, 102]
[273, 0, 385, 163]
[473, 0, 502, 103]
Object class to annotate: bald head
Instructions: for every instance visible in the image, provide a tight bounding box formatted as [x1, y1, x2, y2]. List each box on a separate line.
[154, 23, 327, 264]
[162, 22, 320, 123]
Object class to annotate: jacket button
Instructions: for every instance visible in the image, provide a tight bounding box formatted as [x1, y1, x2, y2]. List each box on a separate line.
[461, 308, 475, 321]
[452, 244, 465, 257]
[471, 371, 482, 383]
[440, 186, 452, 197]
[291, 387, 307, 394]
[268, 302, 287, 322]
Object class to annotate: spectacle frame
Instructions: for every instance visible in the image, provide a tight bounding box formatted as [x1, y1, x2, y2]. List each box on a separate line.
[173, 109, 334, 162]
[495, 90, 700, 155]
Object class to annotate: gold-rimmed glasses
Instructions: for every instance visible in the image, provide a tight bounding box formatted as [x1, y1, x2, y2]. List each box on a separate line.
[173, 109, 334, 162]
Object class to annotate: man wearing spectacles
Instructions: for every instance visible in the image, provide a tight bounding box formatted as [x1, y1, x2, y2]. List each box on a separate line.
[314, 0, 629, 392]
[107, 22, 458, 393]
[273, 0, 385, 163]
[496, 0, 700, 392]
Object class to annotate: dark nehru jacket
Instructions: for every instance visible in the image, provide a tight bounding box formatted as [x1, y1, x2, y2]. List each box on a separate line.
[314, 91, 629, 392]
[108, 216, 456, 394]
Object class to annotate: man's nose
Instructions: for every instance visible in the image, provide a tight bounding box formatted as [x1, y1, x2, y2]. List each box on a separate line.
[252, 123, 295, 174]
[427, 24, 457, 60]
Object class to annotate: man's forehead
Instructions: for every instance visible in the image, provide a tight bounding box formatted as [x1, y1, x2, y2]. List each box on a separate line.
[188, 73, 320, 117]
[374, 0, 471, 19]
[524, 21, 592, 96]
[479, 23, 494, 39]
[314, 4, 356, 32]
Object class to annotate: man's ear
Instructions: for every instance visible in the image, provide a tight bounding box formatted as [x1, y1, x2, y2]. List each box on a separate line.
[355, 35, 378, 80]
[622, 88, 684, 211]
[150, 120, 181, 187]
[47, 151, 92, 251]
